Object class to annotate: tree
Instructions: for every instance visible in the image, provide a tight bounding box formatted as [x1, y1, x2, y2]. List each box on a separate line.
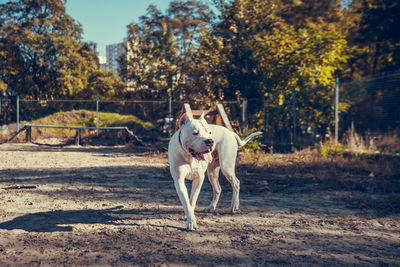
[214, 0, 283, 100]
[213, 0, 351, 141]
[187, 30, 227, 104]
[339, 0, 400, 134]
[279, 0, 346, 29]
[251, 23, 350, 139]
[0, 0, 123, 100]
[121, 1, 215, 102]
[120, 7, 177, 100]
[347, 0, 400, 76]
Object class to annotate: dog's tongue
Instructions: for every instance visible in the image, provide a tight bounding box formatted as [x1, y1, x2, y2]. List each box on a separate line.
[204, 152, 213, 163]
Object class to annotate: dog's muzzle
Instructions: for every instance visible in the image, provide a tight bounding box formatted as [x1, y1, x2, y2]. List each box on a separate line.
[204, 138, 214, 148]
[189, 138, 214, 163]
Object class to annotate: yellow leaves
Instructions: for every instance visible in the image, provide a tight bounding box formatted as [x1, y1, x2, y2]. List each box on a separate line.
[249, 22, 351, 130]
[252, 22, 349, 90]
[278, 94, 284, 106]
[229, 24, 238, 33]
[0, 80, 8, 92]
[279, 38, 292, 46]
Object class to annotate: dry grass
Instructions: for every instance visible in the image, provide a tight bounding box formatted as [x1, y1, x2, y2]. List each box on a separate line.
[237, 147, 400, 215]
[343, 124, 400, 154]
[239, 147, 399, 193]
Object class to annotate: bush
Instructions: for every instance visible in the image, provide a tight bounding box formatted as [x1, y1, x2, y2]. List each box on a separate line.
[236, 127, 265, 152]
[317, 140, 347, 157]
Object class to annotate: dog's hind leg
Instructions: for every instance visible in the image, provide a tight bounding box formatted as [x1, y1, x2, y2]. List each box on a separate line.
[218, 139, 241, 213]
[221, 167, 240, 213]
[189, 172, 205, 211]
[204, 164, 221, 213]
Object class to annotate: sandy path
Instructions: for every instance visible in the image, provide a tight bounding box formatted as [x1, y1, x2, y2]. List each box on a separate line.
[0, 143, 399, 266]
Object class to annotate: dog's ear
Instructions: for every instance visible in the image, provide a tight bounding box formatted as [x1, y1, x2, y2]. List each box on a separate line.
[179, 113, 192, 128]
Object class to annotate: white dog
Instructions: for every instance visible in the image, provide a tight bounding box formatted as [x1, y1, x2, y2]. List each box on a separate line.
[168, 112, 262, 230]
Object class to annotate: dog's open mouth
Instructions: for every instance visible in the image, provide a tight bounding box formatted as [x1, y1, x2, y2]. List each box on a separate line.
[189, 148, 213, 163]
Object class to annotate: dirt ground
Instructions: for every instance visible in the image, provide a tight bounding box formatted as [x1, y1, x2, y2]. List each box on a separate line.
[0, 142, 399, 266]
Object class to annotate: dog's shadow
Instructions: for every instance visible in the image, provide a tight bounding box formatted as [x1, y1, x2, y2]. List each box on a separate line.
[0, 206, 183, 232]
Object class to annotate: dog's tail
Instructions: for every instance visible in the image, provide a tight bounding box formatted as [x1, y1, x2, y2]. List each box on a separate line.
[234, 131, 263, 147]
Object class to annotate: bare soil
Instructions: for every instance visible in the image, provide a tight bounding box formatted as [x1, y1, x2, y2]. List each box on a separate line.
[0, 143, 399, 266]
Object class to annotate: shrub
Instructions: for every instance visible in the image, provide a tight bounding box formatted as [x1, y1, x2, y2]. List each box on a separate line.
[317, 140, 347, 157]
[236, 127, 265, 152]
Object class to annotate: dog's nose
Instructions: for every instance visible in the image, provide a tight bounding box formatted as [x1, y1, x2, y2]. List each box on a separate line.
[204, 139, 214, 147]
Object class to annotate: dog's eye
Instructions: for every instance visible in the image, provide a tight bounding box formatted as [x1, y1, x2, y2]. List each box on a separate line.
[193, 131, 199, 135]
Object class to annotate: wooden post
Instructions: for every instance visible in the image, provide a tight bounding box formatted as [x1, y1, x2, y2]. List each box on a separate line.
[216, 104, 233, 131]
[292, 87, 296, 145]
[174, 103, 233, 133]
[263, 94, 268, 144]
[26, 126, 31, 143]
[241, 98, 248, 130]
[168, 97, 173, 137]
[96, 96, 99, 135]
[121, 128, 126, 141]
[16, 95, 20, 132]
[334, 78, 339, 144]
[75, 129, 81, 145]
[183, 103, 193, 118]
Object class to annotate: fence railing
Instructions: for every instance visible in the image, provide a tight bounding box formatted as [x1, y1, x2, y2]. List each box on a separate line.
[1, 71, 399, 148]
[0, 96, 323, 149]
[0, 97, 250, 136]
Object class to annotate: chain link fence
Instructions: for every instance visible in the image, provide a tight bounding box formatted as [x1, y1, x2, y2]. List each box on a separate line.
[1, 71, 399, 150]
[0, 96, 299, 149]
[0, 97, 248, 138]
[341, 71, 400, 134]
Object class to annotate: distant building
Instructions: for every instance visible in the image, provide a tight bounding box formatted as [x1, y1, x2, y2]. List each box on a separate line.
[98, 56, 107, 69]
[105, 39, 135, 90]
[106, 41, 125, 76]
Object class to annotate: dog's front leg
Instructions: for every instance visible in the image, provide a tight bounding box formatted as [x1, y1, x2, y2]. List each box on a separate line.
[171, 168, 197, 231]
[174, 178, 197, 230]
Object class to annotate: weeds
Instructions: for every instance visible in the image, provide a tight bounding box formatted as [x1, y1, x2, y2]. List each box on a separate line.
[342, 123, 400, 154]
[238, 145, 399, 195]
[317, 140, 347, 158]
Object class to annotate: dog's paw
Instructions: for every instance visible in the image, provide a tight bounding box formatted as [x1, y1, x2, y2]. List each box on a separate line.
[186, 218, 197, 231]
[231, 203, 240, 213]
[204, 205, 216, 213]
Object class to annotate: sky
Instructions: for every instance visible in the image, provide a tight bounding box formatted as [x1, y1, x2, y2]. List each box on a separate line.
[65, 0, 174, 57]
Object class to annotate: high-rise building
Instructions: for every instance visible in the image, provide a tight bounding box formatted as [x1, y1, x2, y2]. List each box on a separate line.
[98, 56, 107, 69]
[106, 41, 125, 76]
[105, 39, 136, 90]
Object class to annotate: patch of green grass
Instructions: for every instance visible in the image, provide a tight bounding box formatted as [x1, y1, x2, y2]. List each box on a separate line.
[28, 109, 159, 139]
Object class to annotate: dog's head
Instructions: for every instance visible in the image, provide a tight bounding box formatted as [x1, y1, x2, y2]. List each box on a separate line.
[178, 112, 214, 163]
